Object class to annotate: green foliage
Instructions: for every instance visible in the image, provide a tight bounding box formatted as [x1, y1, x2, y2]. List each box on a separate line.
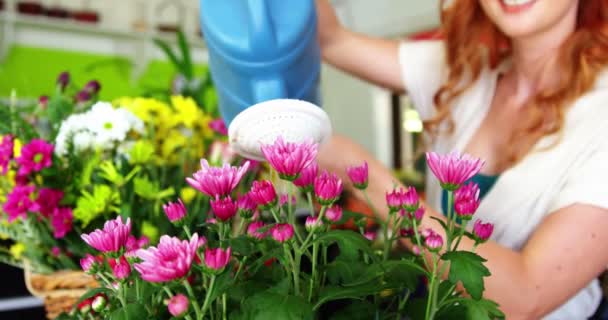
[73, 184, 121, 227]
[238, 292, 314, 320]
[441, 251, 491, 300]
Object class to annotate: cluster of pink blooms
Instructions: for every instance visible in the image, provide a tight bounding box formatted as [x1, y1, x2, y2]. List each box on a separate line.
[425, 151, 495, 244]
[386, 186, 419, 212]
[1, 137, 75, 241]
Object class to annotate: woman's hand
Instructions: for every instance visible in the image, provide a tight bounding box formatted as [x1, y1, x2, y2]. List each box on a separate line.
[314, 0, 405, 92]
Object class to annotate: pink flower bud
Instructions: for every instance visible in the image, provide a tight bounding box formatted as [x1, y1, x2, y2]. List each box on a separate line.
[363, 230, 377, 241]
[210, 196, 237, 222]
[412, 245, 421, 256]
[454, 182, 480, 219]
[80, 254, 97, 273]
[163, 199, 187, 223]
[247, 221, 266, 240]
[168, 294, 189, 317]
[346, 161, 368, 190]
[305, 216, 323, 232]
[473, 220, 494, 243]
[108, 256, 131, 280]
[293, 163, 318, 192]
[314, 171, 343, 205]
[425, 234, 443, 251]
[271, 223, 294, 243]
[204, 247, 231, 271]
[325, 205, 343, 223]
[237, 193, 257, 219]
[250, 180, 277, 208]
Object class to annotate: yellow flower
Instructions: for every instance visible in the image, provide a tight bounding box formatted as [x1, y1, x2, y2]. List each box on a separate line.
[13, 138, 22, 158]
[180, 187, 197, 205]
[160, 131, 188, 161]
[171, 96, 201, 129]
[9, 243, 25, 260]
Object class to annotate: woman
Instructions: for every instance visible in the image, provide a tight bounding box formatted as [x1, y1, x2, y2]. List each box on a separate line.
[315, 0, 608, 318]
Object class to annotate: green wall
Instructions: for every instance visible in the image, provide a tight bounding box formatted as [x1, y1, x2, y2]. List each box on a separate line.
[0, 45, 199, 100]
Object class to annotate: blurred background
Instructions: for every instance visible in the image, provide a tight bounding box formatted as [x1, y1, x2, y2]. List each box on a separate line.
[0, 0, 439, 318]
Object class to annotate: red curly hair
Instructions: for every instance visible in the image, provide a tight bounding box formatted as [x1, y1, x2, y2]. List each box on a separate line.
[425, 0, 608, 165]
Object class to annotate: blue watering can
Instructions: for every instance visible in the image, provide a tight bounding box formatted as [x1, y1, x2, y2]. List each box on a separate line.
[199, 0, 331, 160]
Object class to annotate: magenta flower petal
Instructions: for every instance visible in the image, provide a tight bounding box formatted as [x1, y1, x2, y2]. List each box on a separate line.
[473, 220, 494, 243]
[81, 217, 132, 253]
[163, 199, 187, 223]
[210, 196, 237, 221]
[325, 205, 343, 223]
[15, 139, 54, 176]
[346, 161, 368, 190]
[209, 119, 228, 136]
[305, 216, 323, 232]
[186, 159, 249, 198]
[271, 223, 294, 243]
[247, 221, 267, 240]
[425, 233, 443, 251]
[204, 247, 231, 270]
[250, 180, 277, 208]
[261, 136, 318, 181]
[293, 163, 318, 192]
[36, 188, 64, 218]
[51, 207, 73, 239]
[454, 182, 480, 219]
[3, 185, 40, 222]
[109, 256, 131, 280]
[314, 171, 343, 205]
[134, 234, 199, 282]
[426, 151, 484, 191]
[168, 294, 189, 317]
[0, 135, 14, 175]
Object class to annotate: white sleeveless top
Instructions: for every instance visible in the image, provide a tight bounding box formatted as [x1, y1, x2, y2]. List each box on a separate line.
[399, 40, 608, 319]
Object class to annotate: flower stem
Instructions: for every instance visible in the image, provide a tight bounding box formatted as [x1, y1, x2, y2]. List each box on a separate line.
[284, 244, 300, 296]
[445, 191, 454, 250]
[201, 276, 217, 319]
[184, 280, 203, 320]
[396, 290, 411, 319]
[183, 225, 192, 239]
[236, 219, 246, 236]
[222, 294, 227, 320]
[308, 238, 318, 302]
[288, 183, 304, 243]
[412, 219, 431, 271]
[424, 253, 439, 320]
[306, 192, 315, 217]
[452, 221, 468, 251]
[269, 207, 281, 223]
[382, 212, 394, 260]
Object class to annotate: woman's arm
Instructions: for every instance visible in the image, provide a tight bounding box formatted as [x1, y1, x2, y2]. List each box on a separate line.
[316, 0, 404, 92]
[318, 135, 608, 319]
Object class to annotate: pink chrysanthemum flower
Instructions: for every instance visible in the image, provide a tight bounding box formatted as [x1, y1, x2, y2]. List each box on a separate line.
[0, 135, 14, 174]
[237, 193, 257, 219]
[271, 223, 294, 243]
[210, 196, 237, 222]
[168, 294, 189, 317]
[293, 163, 318, 193]
[363, 230, 377, 241]
[134, 234, 200, 282]
[186, 159, 249, 198]
[473, 220, 494, 243]
[3, 185, 39, 222]
[16, 139, 54, 176]
[108, 256, 131, 280]
[36, 188, 64, 218]
[305, 216, 323, 232]
[204, 247, 232, 270]
[261, 136, 318, 181]
[426, 151, 484, 191]
[325, 205, 343, 223]
[346, 161, 368, 190]
[247, 221, 267, 240]
[208, 118, 228, 136]
[51, 207, 73, 239]
[81, 217, 132, 253]
[314, 171, 343, 205]
[163, 199, 187, 223]
[249, 180, 277, 209]
[454, 182, 481, 220]
[80, 254, 99, 273]
[425, 233, 444, 251]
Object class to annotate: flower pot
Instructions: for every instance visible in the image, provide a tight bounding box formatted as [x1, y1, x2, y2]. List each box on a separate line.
[24, 264, 97, 319]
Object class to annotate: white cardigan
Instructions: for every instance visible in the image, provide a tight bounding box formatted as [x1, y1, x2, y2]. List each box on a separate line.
[399, 40, 608, 319]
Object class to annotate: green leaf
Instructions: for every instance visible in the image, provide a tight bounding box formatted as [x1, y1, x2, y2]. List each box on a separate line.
[153, 38, 184, 72]
[312, 230, 375, 261]
[437, 298, 504, 320]
[430, 216, 449, 232]
[229, 235, 258, 256]
[314, 282, 388, 310]
[242, 293, 313, 320]
[327, 300, 376, 320]
[109, 303, 147, 320]
[441, 251, 491, 300]
[177, 30, 193, 78]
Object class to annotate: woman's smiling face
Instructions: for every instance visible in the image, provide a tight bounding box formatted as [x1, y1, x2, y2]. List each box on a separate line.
[478, 0, 580, 39]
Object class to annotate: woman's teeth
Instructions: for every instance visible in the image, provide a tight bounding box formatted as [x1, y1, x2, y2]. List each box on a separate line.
[502, 0, 534, 5]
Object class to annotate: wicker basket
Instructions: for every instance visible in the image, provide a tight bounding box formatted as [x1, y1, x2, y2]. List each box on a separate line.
[24, 264, 98, 319]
